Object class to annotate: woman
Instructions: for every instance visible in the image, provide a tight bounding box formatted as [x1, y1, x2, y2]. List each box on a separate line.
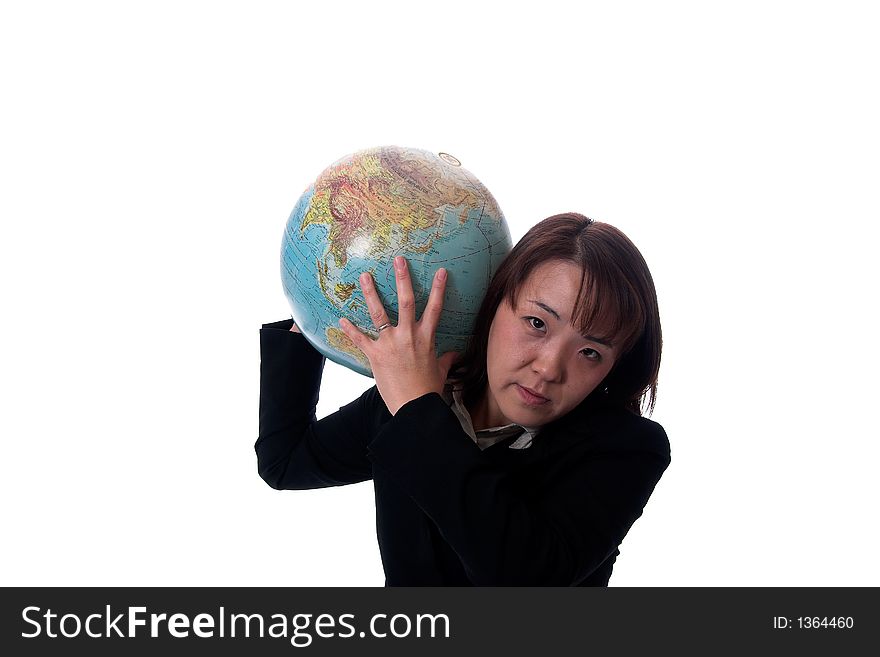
[256, 212, 670, 586]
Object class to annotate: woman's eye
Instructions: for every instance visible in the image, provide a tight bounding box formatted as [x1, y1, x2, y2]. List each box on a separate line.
[526, 317, 545, 331]
[581, 348, 601, 361]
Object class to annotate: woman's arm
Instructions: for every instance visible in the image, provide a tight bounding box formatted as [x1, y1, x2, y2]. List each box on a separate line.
[366, 392, 670, 585]
[255, 318, 379, 490]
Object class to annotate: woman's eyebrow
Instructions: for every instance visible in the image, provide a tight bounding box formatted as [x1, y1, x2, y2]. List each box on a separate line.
[527, 299, 614, 347]
[529, 299, 561, 320]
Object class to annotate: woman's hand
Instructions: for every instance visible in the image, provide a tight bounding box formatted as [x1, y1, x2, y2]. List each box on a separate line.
[338, 256, 460, 416]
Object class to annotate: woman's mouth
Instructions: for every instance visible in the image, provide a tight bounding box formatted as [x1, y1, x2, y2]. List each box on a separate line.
[516, 384, 550, 406]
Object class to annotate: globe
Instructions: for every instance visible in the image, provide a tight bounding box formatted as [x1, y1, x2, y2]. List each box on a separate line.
[280, 145, 512, 377]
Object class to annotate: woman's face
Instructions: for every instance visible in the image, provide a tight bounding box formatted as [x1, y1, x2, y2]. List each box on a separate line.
[478, 260, 619, 429]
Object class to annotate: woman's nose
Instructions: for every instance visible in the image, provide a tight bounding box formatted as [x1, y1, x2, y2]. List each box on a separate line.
[531, 347, 564, 382]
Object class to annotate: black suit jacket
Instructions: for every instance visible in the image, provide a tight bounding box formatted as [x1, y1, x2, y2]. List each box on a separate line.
[255, 318, 671, 586]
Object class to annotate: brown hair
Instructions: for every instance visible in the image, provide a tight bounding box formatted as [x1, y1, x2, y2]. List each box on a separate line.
[448, 212, 662, 416]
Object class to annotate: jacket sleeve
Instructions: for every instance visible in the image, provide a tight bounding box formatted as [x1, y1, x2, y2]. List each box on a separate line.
[366, 392, 671, 586]
[255, 318, 377, 490]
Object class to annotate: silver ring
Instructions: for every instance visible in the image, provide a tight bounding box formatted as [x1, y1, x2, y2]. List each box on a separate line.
[376, 322, 392, 332]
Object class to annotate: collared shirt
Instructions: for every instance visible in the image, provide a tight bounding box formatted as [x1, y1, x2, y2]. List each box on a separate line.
[441, 384, 539, 451]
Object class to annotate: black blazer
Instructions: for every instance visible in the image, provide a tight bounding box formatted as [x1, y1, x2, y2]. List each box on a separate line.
[255, 318, 671, 586]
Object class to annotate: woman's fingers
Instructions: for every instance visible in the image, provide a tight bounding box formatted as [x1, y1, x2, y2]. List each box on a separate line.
[359, 258, 444, 336]
[420, 267, 447, 335]
[394, 256, 416, 327]
[359, 271, 391, 331]
[338, 317, 370, 354]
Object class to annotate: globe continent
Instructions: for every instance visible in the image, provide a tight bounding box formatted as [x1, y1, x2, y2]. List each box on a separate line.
[281, 145, 512, 378]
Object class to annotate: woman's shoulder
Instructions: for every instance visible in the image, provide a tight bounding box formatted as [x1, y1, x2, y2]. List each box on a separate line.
[619, 412, 670, 460]
[551, 403, 670, 462]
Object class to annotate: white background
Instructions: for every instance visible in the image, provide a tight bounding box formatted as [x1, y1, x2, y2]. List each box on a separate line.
[1, 0, 878, 586]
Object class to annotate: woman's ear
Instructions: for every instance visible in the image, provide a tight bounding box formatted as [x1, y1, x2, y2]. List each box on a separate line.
[598, 361, 619, 393]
